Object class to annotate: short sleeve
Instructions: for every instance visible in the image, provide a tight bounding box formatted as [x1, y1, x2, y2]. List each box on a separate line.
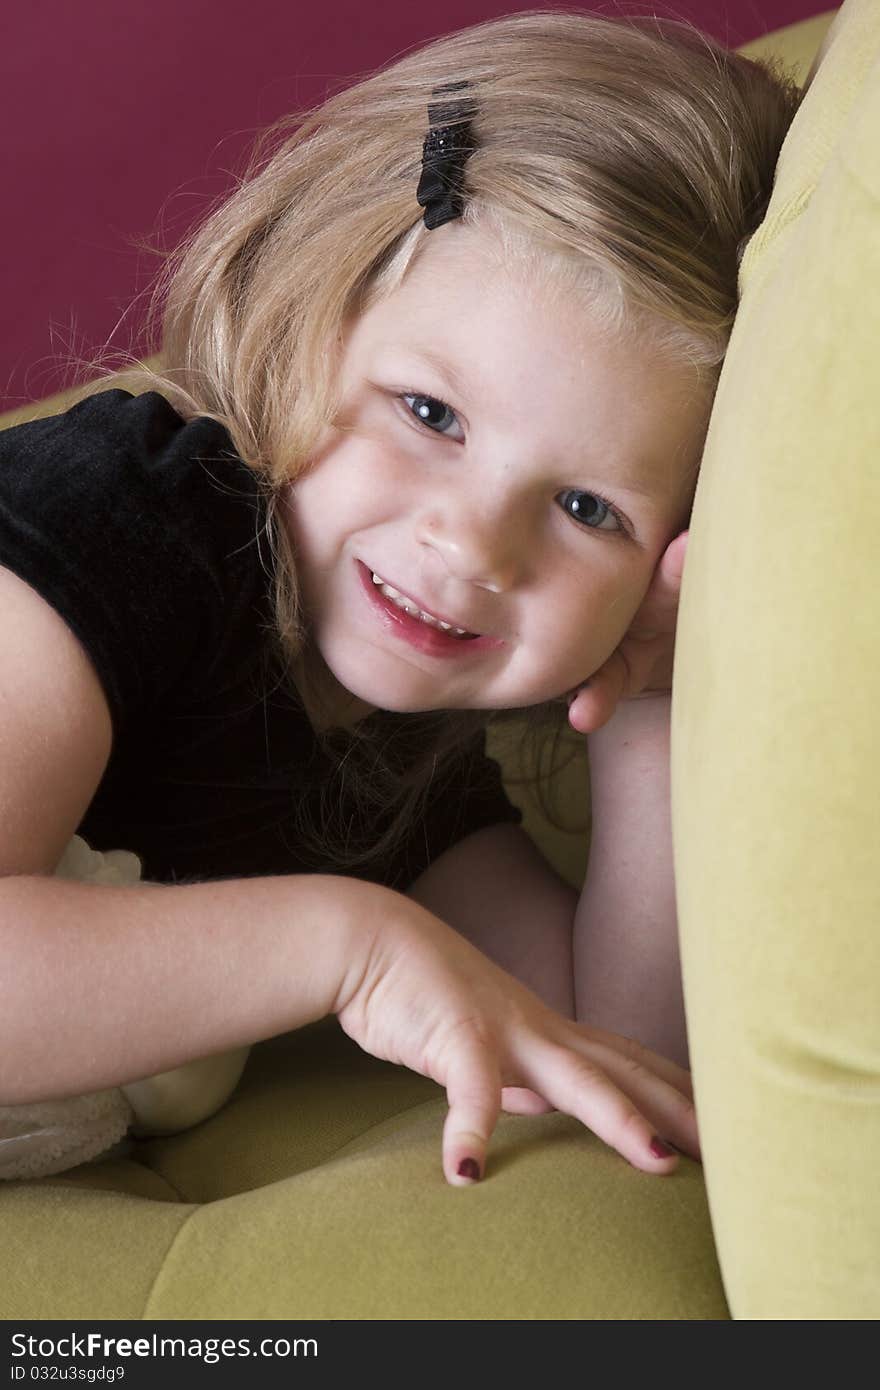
[0, 389, 266, 743]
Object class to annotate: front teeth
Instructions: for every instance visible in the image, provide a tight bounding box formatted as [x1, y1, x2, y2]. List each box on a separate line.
[371, 572, 470, 636]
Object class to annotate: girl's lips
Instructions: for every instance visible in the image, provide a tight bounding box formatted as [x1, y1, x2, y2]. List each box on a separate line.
[356, 561, 505, 657]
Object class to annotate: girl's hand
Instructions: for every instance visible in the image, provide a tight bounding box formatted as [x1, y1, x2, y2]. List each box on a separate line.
[567, 529, 688, 735]
[334, 892, 699, 1185]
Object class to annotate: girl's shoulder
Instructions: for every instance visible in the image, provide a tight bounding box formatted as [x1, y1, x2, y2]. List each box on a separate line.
[0, 386, 263, 539]
[0, 389, 271, 738]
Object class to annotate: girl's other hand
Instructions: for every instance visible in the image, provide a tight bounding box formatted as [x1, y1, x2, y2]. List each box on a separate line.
[334, 891, 699, 1185]
[567, 529, 688, 735]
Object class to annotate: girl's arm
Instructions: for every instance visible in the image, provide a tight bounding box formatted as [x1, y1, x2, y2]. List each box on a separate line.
[566, 534, 691, 1066]
[406, 822, 578, 1018]
[0, 870, 381, 1104]
[576, 694, 688, 1068]
[1, 862, 699, 1184]
[406, 704, 688, 1071]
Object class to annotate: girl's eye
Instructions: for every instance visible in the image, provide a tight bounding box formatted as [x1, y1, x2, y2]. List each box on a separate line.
[398, 396, 627, 536]
[557, 489, 627, 535]
[401, 393, 463, 440]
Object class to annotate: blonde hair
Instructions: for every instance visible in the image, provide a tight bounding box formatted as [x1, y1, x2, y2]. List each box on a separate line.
[75, 7, 801, 871]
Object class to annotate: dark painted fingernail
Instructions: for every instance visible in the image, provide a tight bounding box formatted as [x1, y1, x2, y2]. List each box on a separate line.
[457, 1156, 481, 1181]
[650, 1136, 675, 1159]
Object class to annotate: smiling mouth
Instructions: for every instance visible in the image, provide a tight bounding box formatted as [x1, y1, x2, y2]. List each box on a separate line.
[369, 571, 480, 639]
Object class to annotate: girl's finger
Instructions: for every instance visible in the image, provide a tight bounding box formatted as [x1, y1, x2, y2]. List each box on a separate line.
[666, 527, 689, 580]
[501, 1085, 554, 1115]
[518, 1036, 684, 1175]
[649, 528, 689, 594]
[564, 1022, 699, 1158]
[628, 535, 689, 630]
[441, 1042, 502, 1186]
[576, 1023, 694, 1101]
[571, 1033, 700, 1160]
[567, 656, 626, 733]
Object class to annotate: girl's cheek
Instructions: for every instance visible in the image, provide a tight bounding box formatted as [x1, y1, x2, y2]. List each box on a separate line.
[548, 584, 625, 674]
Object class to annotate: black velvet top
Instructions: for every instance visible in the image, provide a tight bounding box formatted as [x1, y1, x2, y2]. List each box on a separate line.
[0, 389, 520, 888]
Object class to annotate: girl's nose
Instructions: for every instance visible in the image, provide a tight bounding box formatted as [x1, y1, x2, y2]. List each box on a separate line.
[414, 497, 527, 593]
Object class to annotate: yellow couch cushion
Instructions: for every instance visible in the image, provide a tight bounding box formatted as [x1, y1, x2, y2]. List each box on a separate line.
[673, 0, 879, 1318]
[3, 1020, 727, 1319]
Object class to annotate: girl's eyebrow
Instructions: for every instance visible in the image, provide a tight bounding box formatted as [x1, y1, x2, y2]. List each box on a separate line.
[387, 347, 470, 400]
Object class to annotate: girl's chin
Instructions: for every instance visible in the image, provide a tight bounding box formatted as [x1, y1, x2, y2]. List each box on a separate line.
[318, 645, 569, 716]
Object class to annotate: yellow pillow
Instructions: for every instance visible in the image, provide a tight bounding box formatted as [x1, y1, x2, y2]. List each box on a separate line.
[673, 0, 880, 1317]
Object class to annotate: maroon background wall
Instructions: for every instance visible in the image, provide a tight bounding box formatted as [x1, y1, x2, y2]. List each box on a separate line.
[2, 0, 831, 411]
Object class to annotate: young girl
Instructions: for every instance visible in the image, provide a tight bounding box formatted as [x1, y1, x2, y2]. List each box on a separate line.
[0, 9, 799, 1187]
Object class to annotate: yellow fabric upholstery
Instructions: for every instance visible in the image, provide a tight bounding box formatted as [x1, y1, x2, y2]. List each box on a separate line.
[673, 0, 879, 1318]
[3, 1021, 728, 1319]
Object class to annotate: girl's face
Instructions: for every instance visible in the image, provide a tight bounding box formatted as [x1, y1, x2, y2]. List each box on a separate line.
[282, 224, 713, 719]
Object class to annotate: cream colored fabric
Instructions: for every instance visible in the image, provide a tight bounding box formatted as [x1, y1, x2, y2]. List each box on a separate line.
[673, 0, 879, 1318]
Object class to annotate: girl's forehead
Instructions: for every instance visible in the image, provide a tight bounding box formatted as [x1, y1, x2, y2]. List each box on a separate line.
[362, 233, 612, 363]
[358, 241, 686, 411]
[353, 222, 715, 459]
[393, 221, 592, 308]
[365, 218, 721, 390]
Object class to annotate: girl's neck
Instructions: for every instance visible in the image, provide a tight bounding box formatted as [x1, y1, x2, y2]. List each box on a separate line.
[294, 653, 376, 733]
[312, 692, 376, 733]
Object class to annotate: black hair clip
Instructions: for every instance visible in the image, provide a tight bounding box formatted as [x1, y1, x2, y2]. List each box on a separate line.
[416, 80, 478, 230]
